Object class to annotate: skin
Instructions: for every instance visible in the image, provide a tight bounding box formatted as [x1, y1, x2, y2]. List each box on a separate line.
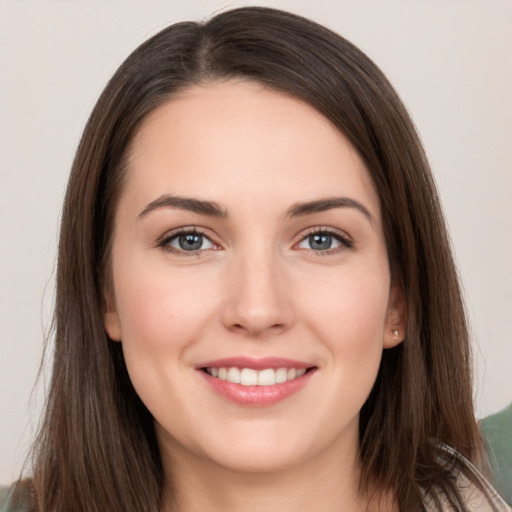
[104, 80, 405, 512]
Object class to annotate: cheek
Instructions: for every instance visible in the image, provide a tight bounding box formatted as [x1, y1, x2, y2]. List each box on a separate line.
[111, 258, 223, 420]
[112, 258, 221, 354]
[281, 260, 391, 446]
[298, 261, 390, 361]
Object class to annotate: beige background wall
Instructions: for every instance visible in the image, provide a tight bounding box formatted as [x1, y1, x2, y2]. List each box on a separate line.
[1, 0, 511, 485]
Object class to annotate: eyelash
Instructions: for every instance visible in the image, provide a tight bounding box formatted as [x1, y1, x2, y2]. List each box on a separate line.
[296, 227, 353, 256]
[157, 227, 218, 256]
[157, 226, 353, 256]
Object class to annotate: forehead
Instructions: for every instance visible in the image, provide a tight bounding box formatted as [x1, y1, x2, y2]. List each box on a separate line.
[124, 80, 380, 217]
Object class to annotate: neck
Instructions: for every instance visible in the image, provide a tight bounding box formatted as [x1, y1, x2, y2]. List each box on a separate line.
[159, 432, 389, 512]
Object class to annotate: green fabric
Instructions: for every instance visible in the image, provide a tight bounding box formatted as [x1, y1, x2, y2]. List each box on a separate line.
[481, 403, 512, 506]
[0, 487, 14, 512]
[0, 487, 27, 512]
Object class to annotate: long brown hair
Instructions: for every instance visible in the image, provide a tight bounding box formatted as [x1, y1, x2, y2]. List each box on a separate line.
[18, 6, 482, 511]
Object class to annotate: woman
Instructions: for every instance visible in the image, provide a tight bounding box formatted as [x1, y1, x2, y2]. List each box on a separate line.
[2, 6, 509, 512]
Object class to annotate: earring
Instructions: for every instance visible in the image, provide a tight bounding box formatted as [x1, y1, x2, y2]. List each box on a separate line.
[391, 329, 399, 340]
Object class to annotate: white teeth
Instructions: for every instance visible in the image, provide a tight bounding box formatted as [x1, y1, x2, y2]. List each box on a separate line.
[227, 367, 240, 384]
[240, 368, 258, 386]
[257, 368, 276, 386]
[206, 366, 309, 386]
[275, 367, 288, 384]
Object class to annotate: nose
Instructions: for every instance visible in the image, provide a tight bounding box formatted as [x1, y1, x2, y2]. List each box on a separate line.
[221, 249, 295, 338]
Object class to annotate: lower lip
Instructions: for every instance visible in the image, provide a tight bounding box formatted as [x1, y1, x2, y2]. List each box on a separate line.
[199, 369, 315, 406]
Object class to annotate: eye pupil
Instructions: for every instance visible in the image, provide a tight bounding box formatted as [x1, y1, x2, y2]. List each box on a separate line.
[179, 234, 202, 251]
[310, 234, 332, 250]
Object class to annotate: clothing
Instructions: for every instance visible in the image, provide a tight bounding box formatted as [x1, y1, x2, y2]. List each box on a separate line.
[1, 447, 510, 511]
[423, 445, 511, 511]
[481, 403, 512, 506]
[0, 487, 27, 512]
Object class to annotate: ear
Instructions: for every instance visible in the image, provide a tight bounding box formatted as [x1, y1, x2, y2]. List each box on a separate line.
[103, 292, 122, 342]
[383, 280, 407, 348]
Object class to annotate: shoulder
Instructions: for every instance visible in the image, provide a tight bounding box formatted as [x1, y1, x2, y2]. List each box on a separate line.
[0, 487, 14, 512]
[481, 403, 512, 435]
[0, 486, 29, 512]
[481, 403, 512, 505]
[423, 445, 512, 511]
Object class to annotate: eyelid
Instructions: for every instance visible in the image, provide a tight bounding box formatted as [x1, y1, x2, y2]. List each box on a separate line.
[156, 226, 222, 254]
[293, 226, 354, 253]
[155, 225, 352, 256]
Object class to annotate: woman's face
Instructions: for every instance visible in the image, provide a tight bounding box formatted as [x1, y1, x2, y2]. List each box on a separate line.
[104, 81, 405, 475]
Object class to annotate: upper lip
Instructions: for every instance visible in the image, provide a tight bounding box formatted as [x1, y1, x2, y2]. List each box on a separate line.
[196, 356, 314, 370]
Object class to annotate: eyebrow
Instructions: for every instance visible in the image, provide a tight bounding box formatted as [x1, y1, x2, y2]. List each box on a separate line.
[138, 194, 373, 224]
[138, 195, 227, 219]
[286, 197, 374, 223]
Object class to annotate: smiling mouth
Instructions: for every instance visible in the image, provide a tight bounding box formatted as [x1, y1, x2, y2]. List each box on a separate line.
[203, 366, 314, 386]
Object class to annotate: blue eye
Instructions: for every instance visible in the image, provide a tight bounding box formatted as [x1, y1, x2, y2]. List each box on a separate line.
[297, 230, 351, 252]
[163, 231, 215, 252]
[306, 234, 336, 250]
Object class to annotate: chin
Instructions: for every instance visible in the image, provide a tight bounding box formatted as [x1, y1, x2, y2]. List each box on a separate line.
[204, 443, 307, 474]
[194, 420, 332, 475]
